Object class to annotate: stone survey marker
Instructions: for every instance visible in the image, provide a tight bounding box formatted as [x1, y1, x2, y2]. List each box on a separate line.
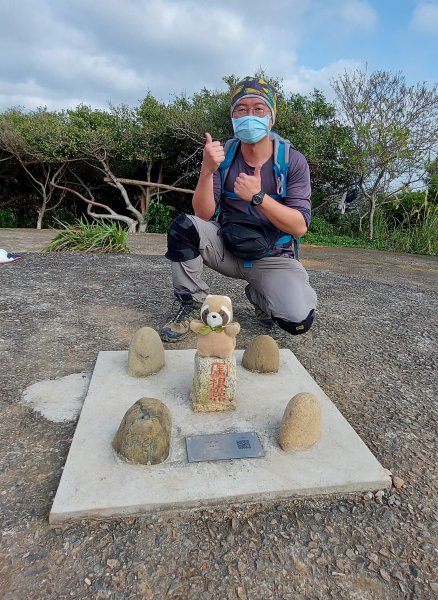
[190, 354, 237, 412]
[50, 349, 391, 522]
[190, 295, 240, 412]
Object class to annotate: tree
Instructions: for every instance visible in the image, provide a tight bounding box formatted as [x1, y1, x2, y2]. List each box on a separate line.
[275, 89, 355, 200]
[332, 68, 438, 238]
[133, 94, 197, 223]
[167, 84, 233, 181]
[425, 158, 438, 201]
[55, 105, 145, 232]
[0, 109, 72, 228]
[60, 100, 198, 232]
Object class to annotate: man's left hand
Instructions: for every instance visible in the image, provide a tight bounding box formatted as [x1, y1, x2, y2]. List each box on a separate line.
[234, 165, 262, 202]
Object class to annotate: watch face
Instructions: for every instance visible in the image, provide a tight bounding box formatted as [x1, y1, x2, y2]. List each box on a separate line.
[251, 192, 264, 206]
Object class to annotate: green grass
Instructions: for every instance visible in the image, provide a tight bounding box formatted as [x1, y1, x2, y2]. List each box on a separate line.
[303, 232, 390, 250]
[43, 218, 129, 254]
[304, 230, 438, 255]
[395, 203, 438, 255]
[306, 206, 438, 256]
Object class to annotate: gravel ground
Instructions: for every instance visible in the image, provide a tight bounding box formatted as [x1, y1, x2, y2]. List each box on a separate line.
[0, 249, 437, 600]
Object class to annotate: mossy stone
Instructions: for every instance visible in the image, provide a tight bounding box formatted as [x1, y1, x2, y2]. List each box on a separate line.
[112, 398, 172, 465]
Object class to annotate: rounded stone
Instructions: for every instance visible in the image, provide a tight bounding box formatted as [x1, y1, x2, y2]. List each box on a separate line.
[112, 398, 172, 465]
[279, 392, 321, 450]
[392, 475, 405, 489]
[241, 335, 280, 373]
[127, 327, 165, 377]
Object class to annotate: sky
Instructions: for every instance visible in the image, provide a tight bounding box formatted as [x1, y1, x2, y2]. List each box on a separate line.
[0, 0, 437, 112]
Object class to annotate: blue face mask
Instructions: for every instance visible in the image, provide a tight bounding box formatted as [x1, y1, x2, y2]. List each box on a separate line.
[231, 115, 271, 144]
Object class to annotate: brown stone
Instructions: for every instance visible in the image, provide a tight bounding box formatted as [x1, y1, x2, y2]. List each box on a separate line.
[241, 335, 280, 373]
[127, 327, 164, 377]
[279, 392, 321, 450]
[392, 475, 405, 489]
[112, 398, 171, 465]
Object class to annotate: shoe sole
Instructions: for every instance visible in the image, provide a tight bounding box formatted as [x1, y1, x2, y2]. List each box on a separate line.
[159, 329, 191, 343]
[258, 318, 275, 329]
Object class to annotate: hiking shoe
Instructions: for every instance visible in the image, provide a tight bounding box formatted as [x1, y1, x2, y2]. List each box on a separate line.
[160, 293, 203, 342]
[244, 285, 274, 329]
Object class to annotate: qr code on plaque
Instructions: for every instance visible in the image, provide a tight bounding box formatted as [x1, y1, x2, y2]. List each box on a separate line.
[236, 439, 251, 450]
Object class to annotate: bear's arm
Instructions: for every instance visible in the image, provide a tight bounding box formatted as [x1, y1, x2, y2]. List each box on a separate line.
[224, 322, 240, 337]
[190, 319, 204, 333]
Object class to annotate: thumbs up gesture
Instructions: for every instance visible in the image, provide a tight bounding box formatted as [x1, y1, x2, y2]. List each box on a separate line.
[234, 164, 263, 202]
[202, 132, 225, 174]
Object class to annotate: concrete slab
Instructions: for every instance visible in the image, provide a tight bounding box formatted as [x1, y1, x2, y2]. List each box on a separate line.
[50, 350, 391, 523]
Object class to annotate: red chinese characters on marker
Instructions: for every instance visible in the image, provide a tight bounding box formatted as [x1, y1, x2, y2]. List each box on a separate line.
[209, 362, 229, 402]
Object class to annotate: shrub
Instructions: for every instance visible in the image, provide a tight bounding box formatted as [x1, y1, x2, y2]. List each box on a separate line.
[0, 209, 18, 227]
[147, 202, 175, 233]
[396, 203, 438, 255]
[43, 218, 129, 253]
[308, 215, 334, 236]
[384, 191, 428, 227]
[43, 203, 79, 228]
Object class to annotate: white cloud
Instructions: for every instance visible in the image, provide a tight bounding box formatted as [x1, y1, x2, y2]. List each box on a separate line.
[412, 2, 438, 34]
[283, 59, 364, 99]
[0, 77, 104, 111]
[0, 0, 412, 113]
[340, 0, 378, 30]
[0, 0, 310, 111]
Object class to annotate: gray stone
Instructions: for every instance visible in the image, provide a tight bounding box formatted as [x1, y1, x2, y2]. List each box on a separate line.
[127, 327, 164, 377]
[190, 353, 236, 412]
[241, 335, 280, 373]
[279, 392, 321, 450]
[112, 398, 171, 465]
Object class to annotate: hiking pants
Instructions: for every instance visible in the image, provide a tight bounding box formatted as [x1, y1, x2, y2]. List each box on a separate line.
[166, 214, 317, 335]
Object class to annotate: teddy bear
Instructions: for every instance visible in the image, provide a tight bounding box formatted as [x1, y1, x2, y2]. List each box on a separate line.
[190, 295, 240, 359]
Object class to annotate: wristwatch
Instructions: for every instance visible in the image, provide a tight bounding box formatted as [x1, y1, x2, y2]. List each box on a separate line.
[250, 191, 265, 207]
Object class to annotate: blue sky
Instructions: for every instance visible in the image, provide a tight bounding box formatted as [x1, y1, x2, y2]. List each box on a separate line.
[297, 1, 436, 83]
[0, 0, 436, 111]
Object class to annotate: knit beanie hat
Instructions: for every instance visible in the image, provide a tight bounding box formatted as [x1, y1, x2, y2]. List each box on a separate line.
[230, 77, 278, 123]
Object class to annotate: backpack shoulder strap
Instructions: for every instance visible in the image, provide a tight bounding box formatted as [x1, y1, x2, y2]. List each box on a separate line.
[218, 138, 240, 192]
[269, 132, 301, 259]
[269, 131, 294, 198]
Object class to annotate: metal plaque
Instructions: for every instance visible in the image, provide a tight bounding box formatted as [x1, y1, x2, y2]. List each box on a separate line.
[186, 432, 265, 463]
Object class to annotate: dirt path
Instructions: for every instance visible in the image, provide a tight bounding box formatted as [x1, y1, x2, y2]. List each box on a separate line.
[2, 227, 437, 289]
[0, 230, 437, 599]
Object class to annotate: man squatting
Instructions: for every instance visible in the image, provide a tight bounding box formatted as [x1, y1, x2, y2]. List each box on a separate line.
[160, 77, 317, 342]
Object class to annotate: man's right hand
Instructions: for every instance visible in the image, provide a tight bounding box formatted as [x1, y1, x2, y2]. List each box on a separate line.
[202, 132, 225, 174]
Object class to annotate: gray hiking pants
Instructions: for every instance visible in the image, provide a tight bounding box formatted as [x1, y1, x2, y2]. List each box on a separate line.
[168, 215, 317, 331]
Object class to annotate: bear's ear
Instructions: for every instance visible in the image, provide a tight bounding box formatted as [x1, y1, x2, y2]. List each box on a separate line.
[206, 294, 213, 300]
[224, 295, 231, 303]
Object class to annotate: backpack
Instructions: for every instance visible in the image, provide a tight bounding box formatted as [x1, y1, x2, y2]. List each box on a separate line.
[217, 132, 301, 260]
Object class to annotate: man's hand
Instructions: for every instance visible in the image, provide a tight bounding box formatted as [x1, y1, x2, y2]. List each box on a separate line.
[202, 132, 225, 174]
[234, 165, 262, 202]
